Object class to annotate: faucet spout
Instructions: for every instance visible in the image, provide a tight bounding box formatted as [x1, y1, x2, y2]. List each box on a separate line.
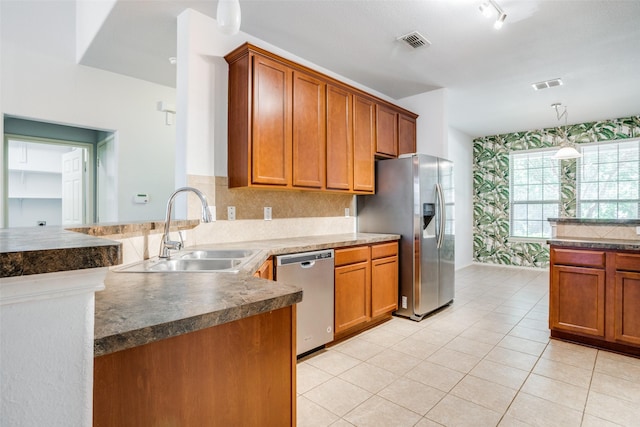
[159, 187, 213, 258]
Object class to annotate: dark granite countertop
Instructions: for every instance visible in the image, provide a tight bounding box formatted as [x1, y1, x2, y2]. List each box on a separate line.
[67, 219, 199, 237]
[95, 232, 399, 356]
[548, 218, 640, 225]
[0, 227, 122, 277]
[547, 237, 640, 251]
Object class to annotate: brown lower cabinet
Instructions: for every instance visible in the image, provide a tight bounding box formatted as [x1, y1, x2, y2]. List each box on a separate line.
[94, 306, 296, 427]
[334, 241, 398, 338]
[549, 246, 640, 355]
[253, 258, 274, 280]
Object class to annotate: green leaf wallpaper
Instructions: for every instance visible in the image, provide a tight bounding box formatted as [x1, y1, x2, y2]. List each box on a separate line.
[473, 115, 640, 268]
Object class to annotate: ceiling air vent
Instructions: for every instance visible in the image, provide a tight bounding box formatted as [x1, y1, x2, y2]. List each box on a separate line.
[531, 78, 563, 91]
[397, 31, 431, 49]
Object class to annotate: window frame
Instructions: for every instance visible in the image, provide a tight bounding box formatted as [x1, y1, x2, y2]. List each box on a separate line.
[509, 147, 561, 240]
[577, 138, 640, 220]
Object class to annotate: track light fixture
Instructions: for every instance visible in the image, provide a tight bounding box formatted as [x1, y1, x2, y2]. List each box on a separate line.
[479, 0, 507, 30]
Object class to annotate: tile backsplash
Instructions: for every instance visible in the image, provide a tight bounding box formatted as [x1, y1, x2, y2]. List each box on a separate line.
[187, 175, 355, 220]
[108, 174, 358, 264]
[553, 223, 640, 240]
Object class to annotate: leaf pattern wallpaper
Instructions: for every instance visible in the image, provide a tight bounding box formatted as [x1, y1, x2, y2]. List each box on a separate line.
[473, 115, 640, 268]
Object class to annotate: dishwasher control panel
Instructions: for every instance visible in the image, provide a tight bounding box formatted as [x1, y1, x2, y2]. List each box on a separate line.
[276, 249, 334, 266]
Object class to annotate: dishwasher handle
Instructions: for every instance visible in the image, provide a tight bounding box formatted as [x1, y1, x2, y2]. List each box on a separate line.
[301, 261, 316, 268]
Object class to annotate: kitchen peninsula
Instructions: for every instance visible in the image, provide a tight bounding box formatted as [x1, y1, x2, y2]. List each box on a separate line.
[2, 224, 399, 426]
[548, 218, 640, 356]
[93, 232, 398, 426]
[0, 227, 121, 427]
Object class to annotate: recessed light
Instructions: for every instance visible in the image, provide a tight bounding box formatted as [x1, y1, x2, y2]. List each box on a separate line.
[531, 78, 563, 90]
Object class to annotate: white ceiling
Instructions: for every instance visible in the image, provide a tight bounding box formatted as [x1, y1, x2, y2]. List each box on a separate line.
[5, 0, 640, 138]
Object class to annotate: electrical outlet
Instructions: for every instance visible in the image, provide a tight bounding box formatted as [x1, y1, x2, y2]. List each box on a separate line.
[227, 206, 236, 221]
[345, 208, 350, 217]
[402, 296, 408, 309]
[264, 207, 272, 221]
[636, 226, 640, 235]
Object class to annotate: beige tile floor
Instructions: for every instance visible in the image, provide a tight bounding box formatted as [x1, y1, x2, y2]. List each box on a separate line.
[296, 263, 640, 427]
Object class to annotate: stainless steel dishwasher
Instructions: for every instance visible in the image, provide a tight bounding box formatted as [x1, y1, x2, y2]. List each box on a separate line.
[276, 249, 334, 356]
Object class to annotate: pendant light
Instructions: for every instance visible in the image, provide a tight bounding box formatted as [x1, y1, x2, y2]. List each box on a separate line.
[551, 103, 582, 160]
[217, 0, 241, 35]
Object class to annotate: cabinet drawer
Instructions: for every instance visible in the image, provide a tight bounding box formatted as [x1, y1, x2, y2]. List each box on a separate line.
[616, 252, 640, 272]
[335, 246, 370, 266]
[551, 248, 606, 268]
[371, 242, 398, 260]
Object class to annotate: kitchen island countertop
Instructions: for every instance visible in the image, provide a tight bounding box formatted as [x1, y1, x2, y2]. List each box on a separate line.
[95, 232, 400, 356]
[547, 237, 640, 252]
[0, 227, 121, 277]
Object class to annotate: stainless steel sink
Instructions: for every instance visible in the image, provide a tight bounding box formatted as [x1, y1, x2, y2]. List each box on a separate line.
[179, 249, 256, 259]
[113, 248, 259, 273]
[148, 259, 242, 272]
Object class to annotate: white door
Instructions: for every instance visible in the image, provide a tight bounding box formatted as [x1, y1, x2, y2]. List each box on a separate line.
[61, 149, 85, 225]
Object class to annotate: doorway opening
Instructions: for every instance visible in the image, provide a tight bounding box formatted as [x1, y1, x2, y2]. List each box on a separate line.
[2, 116, 116, 228]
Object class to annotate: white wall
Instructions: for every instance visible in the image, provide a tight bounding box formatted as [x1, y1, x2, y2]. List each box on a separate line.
[75, 0, 117, 63]
[398, 88, 448, 159]
[448, 127, 474, 269]
[1, 46, 176, 223]
[1, 0, 176, 224]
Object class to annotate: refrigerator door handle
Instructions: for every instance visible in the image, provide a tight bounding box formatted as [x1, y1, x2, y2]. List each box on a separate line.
[436, 183, 445, 249]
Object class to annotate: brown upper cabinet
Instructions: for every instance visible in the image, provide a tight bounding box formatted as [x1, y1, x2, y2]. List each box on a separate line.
[375, 104, 398, 158]
[292, 71, 326, 189]
[325, 84, 352, 191]
[398, 113, 417, 155]
[352, 95, 376, 193]
[225, 43, 417, 194]
[250, 54, 291, 186]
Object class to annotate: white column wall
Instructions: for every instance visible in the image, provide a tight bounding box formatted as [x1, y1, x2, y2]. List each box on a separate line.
[448, 127, 474, 269]
[0, 269, 106, 427]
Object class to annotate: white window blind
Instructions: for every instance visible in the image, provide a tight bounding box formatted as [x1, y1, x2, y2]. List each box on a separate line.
[578, 139, 640, 219]
[509, 149, 560, 238]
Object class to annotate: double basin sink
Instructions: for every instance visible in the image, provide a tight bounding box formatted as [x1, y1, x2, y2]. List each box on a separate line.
[114, 249, 259, 273]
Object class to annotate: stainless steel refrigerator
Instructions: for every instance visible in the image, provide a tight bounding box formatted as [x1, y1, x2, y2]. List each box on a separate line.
[358, 154, 455, 321]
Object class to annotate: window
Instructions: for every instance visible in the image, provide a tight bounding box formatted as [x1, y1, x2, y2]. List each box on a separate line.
[578, 139, 640, 219]
[510, 149, 560, 238]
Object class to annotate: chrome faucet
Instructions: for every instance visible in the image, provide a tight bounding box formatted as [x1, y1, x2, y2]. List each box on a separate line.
[159, 187, 214, 258]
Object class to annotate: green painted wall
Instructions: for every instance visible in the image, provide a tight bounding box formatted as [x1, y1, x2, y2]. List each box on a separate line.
[473, 116, 640, 268]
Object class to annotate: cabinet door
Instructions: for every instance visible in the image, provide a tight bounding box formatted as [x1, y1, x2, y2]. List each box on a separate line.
[614, 271, 640, 345]
[375, 104, 398, 157]
[398, 114, 416, 155]
[550, 265, 605, 337]
[352, 95, 375, 193]
[371, 255, 398, 317]
[326, 84, 352, 191]
[292, 71, 325, 189]
[252, 54, 292, 186]
[335, 261, 371, 333]
[254, 259, 273, 280]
